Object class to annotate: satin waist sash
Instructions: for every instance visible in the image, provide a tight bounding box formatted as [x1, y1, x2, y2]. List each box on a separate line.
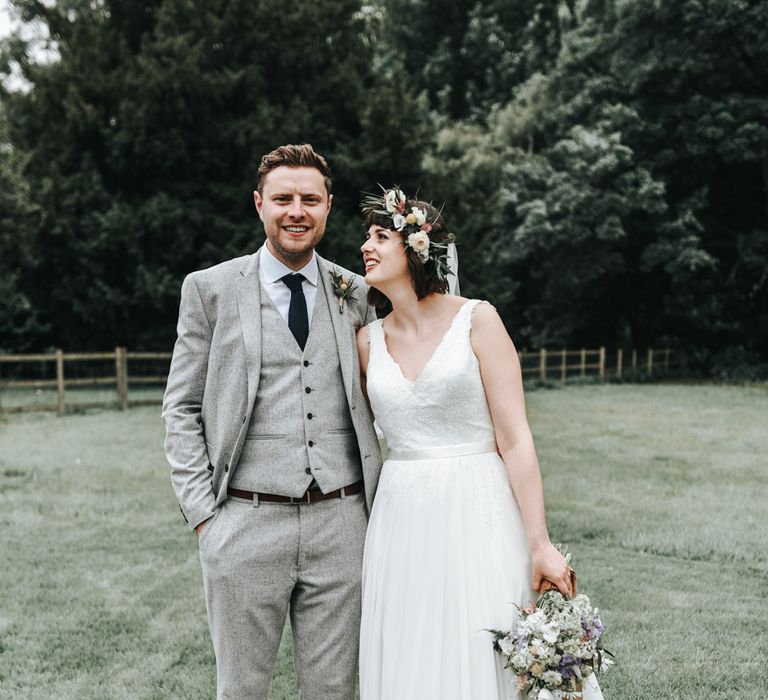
[387, 439, 498, 462]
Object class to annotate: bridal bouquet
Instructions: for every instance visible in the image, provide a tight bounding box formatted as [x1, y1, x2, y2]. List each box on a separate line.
[490, 551, 613, 699]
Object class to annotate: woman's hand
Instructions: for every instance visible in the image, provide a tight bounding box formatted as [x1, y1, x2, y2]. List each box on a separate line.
[531, 541, 572, 595]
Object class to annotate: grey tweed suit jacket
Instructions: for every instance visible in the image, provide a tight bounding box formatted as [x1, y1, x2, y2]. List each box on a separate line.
[162, 247, 382, 531]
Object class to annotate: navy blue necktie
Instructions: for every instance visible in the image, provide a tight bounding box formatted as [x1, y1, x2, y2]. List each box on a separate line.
[281, 273, 309, 350]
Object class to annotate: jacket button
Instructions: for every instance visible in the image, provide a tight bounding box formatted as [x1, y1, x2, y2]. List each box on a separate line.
[305, 467, 312, 474]
[307, 413, 313, 420]
[305, 387, 312, 394]
[303, 360, 310, 367]
[308, 440, 314, 447]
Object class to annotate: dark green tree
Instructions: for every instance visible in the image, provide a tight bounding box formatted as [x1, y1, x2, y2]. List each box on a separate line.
[424, 0, 768, 363]
[539, 0, 768, 357]
[0, 103, 45, 351]
[376, 0, 563, 120]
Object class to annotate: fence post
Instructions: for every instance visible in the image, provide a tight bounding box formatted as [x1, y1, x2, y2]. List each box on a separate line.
[560, 350, 567, 383]
[599, 347, 606, 380]
[580, 349, 586, 377]
[56, 349, 65, 415]
[539, 348, 547, 380]
[631, 349, 637, 370]
[647, 348, 654, 376]
[665, 348, 670, 370]
[115, 347, 129, 410]
[616, 348, 623, 378]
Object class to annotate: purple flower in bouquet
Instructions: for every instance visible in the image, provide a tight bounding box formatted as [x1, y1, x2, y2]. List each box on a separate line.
[581, 610, 604, 640]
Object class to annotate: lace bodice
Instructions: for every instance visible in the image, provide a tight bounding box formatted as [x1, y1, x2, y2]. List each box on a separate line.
[366, 300, 496, 454]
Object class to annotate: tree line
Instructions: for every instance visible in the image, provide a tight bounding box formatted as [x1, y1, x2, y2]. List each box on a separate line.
[1, 0, 766, 374]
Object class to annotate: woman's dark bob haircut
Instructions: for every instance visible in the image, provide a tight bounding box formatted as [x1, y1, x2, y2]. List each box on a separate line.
[363, 200, 452, 309]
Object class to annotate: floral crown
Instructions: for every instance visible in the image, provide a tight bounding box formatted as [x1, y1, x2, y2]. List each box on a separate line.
[361, 186, 455, 282]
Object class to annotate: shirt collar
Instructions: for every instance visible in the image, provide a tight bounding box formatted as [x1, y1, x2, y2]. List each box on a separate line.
[261, 244, 319, 286]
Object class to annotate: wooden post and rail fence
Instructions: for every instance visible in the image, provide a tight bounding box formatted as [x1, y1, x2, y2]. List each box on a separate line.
[0, 346, 678, 415]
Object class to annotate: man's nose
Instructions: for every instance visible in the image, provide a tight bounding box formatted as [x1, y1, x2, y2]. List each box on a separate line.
[288, 196, 304, 217]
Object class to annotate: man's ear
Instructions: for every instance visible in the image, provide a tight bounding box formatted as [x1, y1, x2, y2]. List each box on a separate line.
[254, 190, 264, 220]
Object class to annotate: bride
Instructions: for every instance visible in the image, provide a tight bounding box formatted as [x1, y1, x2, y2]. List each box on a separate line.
[356, 188, 604, 699]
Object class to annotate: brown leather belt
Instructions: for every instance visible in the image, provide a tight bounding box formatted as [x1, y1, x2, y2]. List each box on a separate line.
[227, 481, 363, 504]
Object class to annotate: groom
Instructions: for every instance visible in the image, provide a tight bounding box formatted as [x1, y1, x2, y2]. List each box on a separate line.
[162, 143, 382, 699]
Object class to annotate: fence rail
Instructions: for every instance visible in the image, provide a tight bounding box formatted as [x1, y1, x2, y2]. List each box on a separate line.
[0, 346, 680, 415]
[0, 348, 172, 414]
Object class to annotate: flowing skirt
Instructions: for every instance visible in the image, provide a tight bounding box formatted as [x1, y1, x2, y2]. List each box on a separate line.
[360, 451, 532, 699]
[359, 451, 606, 699]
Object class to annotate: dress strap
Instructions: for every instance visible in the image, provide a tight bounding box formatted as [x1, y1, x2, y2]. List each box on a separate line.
[366, 318, 385, 355]
[454, 299, 490, 332]
[367, 318, 383, 341]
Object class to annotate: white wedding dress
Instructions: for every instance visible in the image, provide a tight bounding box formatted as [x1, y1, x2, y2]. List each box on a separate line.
[359, 300, 604, 700]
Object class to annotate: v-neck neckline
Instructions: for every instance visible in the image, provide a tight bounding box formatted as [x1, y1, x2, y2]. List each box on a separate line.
[379, 301, 471, 385]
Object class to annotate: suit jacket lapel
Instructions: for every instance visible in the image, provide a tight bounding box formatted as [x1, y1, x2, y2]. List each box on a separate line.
[318, 256, 355, 404]
[235, 249, 263, 408]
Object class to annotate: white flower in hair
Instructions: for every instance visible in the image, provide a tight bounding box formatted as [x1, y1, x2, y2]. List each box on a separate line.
[412, 207, 427, 226]
[407, 231, 430, 262]
[393, 213, 407, 230]
[385, 188, 405, 213]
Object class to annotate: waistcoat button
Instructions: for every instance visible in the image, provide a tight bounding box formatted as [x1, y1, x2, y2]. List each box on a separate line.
[308, 440, 314, 447]
[303, 360, 310, 367]
[307, 413, 313, 419]
[305, 387, 312, 394]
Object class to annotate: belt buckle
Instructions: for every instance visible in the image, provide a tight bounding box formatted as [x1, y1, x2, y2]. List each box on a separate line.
[290, 491, 312, 505]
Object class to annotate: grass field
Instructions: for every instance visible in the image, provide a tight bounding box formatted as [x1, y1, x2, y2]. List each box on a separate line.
[0, 384, 766, 699]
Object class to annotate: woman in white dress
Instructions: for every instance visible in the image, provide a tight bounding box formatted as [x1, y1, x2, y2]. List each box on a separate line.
[356, 188, 604, 700]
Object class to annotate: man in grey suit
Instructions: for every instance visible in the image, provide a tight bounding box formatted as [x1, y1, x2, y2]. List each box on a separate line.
[163, 143, 382, 699]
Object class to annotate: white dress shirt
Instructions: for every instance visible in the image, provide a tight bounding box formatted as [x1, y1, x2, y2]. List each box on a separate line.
[258, 244, 319, 324]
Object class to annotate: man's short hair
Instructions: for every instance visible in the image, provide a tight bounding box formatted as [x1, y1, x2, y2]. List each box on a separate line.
[257, 144, 332, 195]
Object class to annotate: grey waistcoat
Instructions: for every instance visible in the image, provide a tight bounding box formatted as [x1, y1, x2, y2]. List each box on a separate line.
[229, 282, 362, 496]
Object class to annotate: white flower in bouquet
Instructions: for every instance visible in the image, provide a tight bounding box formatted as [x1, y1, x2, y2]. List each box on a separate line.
[541, 671, 563, 687]
[530, 640, 556, 662]
[526, 610, 546, 633]
[511, 649, 532, 669]
[497, 634, 516, 656]
[540, 622, 559, 644]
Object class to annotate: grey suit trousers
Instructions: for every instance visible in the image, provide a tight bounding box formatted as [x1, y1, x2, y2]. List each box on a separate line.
[198, 492, 368, 699]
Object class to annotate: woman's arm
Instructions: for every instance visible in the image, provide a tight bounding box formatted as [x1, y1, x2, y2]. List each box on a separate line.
[470, 303, 572, 594]
[356, 325, 371, 400]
